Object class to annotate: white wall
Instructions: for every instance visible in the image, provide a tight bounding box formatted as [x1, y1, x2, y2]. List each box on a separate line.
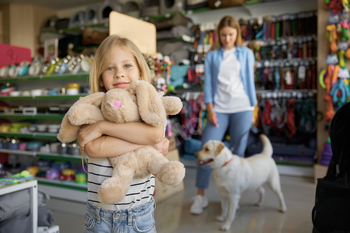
[57, 5, 90, 18]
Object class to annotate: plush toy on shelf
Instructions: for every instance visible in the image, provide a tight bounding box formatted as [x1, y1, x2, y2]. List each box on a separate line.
[326, 24, 338, 53]
[57, 80, 185, 204]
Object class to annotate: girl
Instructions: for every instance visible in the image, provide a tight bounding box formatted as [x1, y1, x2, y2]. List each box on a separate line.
[78, 35, 168, 233]
[190, 16, 257, 215]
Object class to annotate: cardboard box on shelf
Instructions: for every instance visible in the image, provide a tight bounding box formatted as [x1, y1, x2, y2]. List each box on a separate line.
[314, 164, 328, 184]
[153, 149, 185, 203]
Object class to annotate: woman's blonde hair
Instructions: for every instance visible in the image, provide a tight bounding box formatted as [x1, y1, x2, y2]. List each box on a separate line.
[210, 16, 242, 51]
[89, 35, 151, 93]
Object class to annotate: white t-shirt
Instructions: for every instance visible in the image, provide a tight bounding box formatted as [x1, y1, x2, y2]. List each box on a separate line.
[87, 157, 155, 211]
[213, 47, 254, 113]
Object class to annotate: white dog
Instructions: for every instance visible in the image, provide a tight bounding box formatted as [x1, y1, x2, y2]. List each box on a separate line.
[196, 134, 287, 231]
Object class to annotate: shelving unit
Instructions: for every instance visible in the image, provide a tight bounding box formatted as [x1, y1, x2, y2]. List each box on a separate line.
[35, 177, 87, 191]
[0, 180, 38, 233]
[157, 35, 195, 43]
[140, 0, 259, 21]
[0, 71, 88, 202]
[184, 0, 317, 24]
[0, 94, 87, 101]
[51, 23, 108, 34]
[0, 113, 64, 120]
[0, 149, 82, 162]
[0, 132, 58, 140]
[0, 73, 89, 82]
[36, 177, 87, 203]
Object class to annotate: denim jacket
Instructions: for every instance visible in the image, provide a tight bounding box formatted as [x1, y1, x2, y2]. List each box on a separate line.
[203, 46, 257, 107]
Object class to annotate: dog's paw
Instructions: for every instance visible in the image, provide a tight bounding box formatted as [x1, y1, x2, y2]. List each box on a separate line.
[216, 215, 225, 222]
[220, 224, 231, 231]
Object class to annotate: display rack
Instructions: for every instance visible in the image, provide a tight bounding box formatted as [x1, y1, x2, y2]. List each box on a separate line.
[0, 73, 89, 82]
[0, 180, 38, 233]
[0, 94, 86, 101]
[0, 113, 64, 120]
[34, 168, 87, 202]
[0, 72, 88, 201]
[0, 148, 82, 161]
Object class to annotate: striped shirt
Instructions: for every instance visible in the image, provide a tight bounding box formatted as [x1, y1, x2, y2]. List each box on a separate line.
[87, 157, 155, 210]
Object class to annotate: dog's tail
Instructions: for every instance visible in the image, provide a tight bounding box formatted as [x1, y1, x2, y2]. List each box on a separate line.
[260, 134, 273, 157]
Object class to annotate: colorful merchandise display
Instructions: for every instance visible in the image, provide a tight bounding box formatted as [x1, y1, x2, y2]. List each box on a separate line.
[0, 170, 33, 187]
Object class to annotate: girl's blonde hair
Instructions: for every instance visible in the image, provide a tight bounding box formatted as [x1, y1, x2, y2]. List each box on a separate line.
[210, 16, 242, 51]
[89, 35, 151, 93]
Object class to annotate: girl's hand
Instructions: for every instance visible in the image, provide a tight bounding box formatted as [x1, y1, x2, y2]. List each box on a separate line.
[78, 122, 104, 150]
[208, 110, 219, 127]
[153, 137, 169, 156]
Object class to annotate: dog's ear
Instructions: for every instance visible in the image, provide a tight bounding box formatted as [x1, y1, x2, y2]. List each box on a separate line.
[214, 142, 225, 156]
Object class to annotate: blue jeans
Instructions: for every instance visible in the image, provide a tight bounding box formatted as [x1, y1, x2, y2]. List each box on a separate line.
[196, 111, 253, 190]
[84, 198, 156, 233]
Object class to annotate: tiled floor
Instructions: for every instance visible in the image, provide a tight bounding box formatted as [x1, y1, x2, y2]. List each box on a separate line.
[47, 166, 316, 233]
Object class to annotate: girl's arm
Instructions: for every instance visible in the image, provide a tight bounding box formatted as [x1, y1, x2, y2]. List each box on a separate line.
[78, 120, 164, 150]
[84, 135, 169, 158]
[85, 136, 144, 158]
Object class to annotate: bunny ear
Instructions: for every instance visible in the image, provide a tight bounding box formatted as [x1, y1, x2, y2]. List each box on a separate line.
[133, 80, 166, 127]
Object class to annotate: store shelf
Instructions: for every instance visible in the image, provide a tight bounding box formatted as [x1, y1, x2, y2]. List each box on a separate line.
[0, 132, 58, 140]
[50, 23, 108, 34]
[142, 0, 260, 21]
[0, 113, 64, 120]
[0, 94, 86, 101]
[36, 153, 82, 162]
[35, 177, 87, 192]
[184, 0, 317, 24]
[38, 181, 87, 203]
[0, 148, 82, 162]
[0, 73, 89, 82]
[157, 35, 195, 43]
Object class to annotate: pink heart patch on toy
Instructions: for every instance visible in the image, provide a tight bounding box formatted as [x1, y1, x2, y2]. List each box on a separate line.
[114, 101, 122, 109]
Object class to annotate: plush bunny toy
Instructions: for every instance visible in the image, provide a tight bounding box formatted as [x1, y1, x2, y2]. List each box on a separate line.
[57, 80, 185, 204]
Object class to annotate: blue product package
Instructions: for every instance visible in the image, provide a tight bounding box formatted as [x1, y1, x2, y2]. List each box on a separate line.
[170, 65, 189, 87]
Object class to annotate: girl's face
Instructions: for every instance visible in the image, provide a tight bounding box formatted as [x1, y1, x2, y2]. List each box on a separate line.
[219, 26, 237, 50]
[101, 46, 141, 91]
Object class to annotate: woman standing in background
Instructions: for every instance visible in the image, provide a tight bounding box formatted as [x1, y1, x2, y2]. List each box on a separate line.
[190, 15, 257, 215]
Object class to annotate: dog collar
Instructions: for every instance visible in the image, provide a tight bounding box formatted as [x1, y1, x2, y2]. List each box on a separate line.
[222, 158, 233, 167]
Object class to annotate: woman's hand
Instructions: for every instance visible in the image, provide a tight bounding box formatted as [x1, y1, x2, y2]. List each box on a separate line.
[153, 137, 169, 156]
[78, 121, 104, 150]
[208, 109, 218, 127]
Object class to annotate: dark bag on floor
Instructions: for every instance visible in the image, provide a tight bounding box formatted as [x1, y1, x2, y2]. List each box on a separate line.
[312, 102, 350, 233]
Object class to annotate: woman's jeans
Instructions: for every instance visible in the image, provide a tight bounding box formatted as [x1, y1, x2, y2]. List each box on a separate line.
[84, 197, 156, 233]
[196, 110, 253, 190]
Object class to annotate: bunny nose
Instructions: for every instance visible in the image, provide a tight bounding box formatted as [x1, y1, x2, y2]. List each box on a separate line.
[113, 101, 122, 109]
